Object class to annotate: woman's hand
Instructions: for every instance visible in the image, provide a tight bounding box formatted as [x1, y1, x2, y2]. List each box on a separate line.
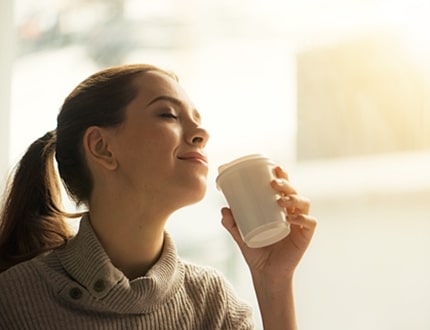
[221, 165, 316, 329]
[221, 165, 317, 282]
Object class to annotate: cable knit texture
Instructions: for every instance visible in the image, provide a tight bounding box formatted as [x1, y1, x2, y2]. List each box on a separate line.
[0, 216, 254, 329]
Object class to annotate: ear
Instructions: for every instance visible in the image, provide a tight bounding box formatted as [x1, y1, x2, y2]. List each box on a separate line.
[82, 126, 118, 171]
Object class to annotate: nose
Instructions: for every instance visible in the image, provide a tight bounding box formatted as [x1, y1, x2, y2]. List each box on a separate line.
[189, 126, 210, 147]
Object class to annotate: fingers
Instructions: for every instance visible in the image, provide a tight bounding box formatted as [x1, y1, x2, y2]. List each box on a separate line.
[272, 166, 310, 214]
[288, 213, 318, 246]
[272, 166, 296, 195]
[271, 178, 297, 196]
[274, 165, 289, 181]
[288, 213, 317, 232]
[277, 194, 311, 215]
[220, 207, 247, 249]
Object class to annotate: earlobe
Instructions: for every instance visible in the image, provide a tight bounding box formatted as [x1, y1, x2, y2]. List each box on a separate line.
[83, 127, 118, 171]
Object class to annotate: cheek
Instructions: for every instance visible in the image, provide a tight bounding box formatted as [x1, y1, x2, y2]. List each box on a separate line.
[130, 139, 174, 175]
[146, 128, 181, 155]
[114, 126, 180, 170]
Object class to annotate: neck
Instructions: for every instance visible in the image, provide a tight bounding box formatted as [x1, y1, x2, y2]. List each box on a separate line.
[88, 189, 171, 280]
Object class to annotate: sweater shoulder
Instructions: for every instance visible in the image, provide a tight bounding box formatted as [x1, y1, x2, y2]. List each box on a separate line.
[0, 251, 59, 299]
[0, 257, 46, 324]
[182, 261, 229, 291]
[0, 257, 44, 287]
[181, 260, 254, 329]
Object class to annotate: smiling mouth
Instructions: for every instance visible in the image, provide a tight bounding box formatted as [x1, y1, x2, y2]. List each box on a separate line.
[178, 153, 209, 166]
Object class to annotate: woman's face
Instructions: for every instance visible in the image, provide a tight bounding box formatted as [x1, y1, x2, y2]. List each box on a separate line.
[108, 71, 210, 211]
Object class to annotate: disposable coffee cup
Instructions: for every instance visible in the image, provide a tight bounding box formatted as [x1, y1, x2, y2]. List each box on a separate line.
[216, 154, 290, 248]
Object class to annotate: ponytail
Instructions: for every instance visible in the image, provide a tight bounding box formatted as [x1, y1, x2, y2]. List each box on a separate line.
[0, 131, 79, 272]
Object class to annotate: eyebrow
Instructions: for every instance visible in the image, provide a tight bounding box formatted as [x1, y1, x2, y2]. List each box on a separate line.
[147, 95, 201, 122]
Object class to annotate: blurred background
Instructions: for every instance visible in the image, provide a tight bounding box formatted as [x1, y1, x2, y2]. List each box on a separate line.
[1, 0, 430, 329]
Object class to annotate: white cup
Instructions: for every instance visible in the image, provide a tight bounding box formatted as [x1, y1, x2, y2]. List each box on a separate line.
[216, 154, 290, 248]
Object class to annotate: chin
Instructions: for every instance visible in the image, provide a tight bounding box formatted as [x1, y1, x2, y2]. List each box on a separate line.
[181, 184, 207, 207]
[172, 175, 207, 205]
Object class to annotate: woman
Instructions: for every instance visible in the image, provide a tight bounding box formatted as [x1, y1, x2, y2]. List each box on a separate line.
[0, 64, 317, 329]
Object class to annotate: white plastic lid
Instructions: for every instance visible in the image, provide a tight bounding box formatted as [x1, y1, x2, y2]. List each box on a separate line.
[215, 154, 274, 190]
[217, 154, 272, 174]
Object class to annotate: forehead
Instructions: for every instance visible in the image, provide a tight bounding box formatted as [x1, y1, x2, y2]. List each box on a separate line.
[132, 71, 193, 106]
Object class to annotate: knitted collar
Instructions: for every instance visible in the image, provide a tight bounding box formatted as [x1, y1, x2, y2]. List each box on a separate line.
[53, 214, 185, 314]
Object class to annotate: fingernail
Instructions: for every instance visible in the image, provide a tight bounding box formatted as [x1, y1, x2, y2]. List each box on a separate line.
[275, 178, 283, 185]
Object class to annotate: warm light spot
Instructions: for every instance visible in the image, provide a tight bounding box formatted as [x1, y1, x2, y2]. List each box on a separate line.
[398, 3, 430, 64]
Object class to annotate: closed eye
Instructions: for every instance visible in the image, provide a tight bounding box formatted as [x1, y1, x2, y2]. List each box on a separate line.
[160, 113, 178, 120]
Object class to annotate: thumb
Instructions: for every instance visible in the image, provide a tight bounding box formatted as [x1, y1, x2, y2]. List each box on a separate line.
[221, 207, 246, 248]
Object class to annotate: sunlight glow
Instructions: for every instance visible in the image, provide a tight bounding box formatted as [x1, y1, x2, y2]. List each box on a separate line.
[401, 10, 430, 64]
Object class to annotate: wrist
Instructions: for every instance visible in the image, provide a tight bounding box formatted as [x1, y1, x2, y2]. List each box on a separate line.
[252, 273, 297, 330]
[251, 269, 294, 290]
[252, 272, 294, 298]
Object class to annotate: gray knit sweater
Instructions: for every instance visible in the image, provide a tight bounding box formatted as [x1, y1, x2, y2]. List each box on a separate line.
[0, 216, 254, 329]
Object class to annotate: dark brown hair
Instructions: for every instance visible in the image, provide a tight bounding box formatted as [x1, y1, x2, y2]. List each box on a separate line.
[0, 64, 176, 272]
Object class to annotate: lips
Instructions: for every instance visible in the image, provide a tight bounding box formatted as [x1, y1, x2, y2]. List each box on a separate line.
[178, 152, 208, 166]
